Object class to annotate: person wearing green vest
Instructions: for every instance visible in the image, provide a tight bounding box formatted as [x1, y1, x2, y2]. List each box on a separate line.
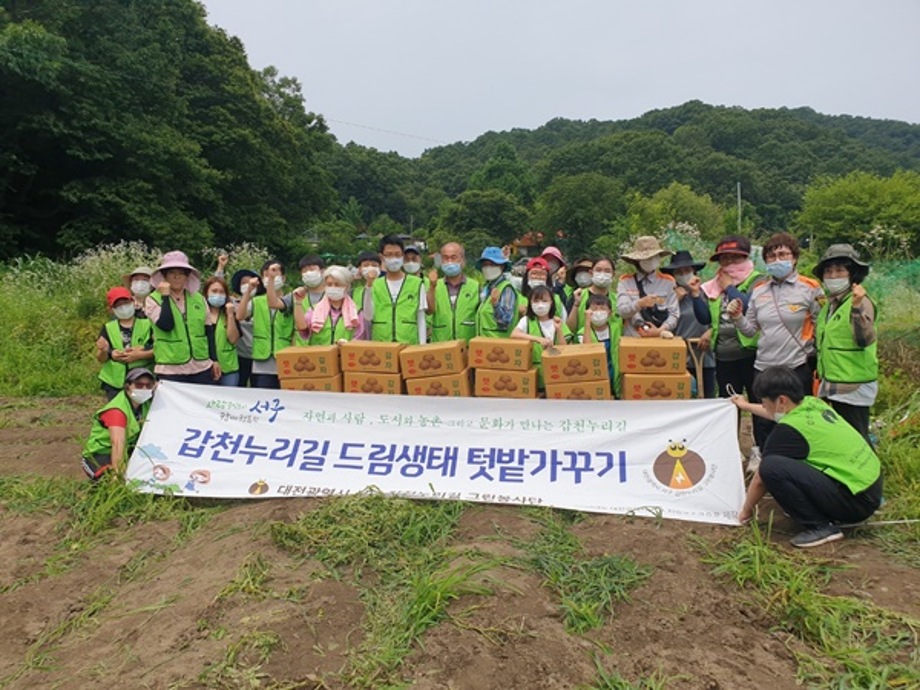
[576, 292, 623, 396]
[351, 250, 381, 321]
[511, 285, 569, 389]
[294, 265, 365, 345]
[236, 260, 294, 388]
[475, 246, 525, 338]
[81, 367, 157, 480]
[145, 251, 214, 384]
[202, 276, 240, 386]
[812, 244, 878, 445]
[732, 365, 882, 548]
[363, 235, 427, 344]
[426, 242, 481, 343]
[96, 286, 154, 400]
[522, 256, 570, 330]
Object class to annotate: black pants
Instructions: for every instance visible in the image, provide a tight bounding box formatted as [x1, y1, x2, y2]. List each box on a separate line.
[750, 363, 814, 449]
[759, 454, 882, 530]
[237, 356, 254, 388]
[716, 355, 757, 399]
[827, 400, 872, 447]
[156, 369, 214, 385]
[251, 373, 280, 389]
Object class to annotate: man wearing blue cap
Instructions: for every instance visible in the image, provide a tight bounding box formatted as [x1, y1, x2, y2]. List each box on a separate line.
[475, 247, 525, 337]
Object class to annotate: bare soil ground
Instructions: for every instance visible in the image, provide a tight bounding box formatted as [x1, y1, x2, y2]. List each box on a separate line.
[1, 397, 917, 689]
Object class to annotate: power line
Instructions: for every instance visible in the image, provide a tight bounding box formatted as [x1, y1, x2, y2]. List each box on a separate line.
[326, 118, 449, 145]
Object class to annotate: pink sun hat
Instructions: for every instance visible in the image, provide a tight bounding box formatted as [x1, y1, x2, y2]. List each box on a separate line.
[151, 251, 201, 294]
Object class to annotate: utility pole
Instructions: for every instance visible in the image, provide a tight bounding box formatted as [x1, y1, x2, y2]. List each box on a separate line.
[736, 182, 742, 233]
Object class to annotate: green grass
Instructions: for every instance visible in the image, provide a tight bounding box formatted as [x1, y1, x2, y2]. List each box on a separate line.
[518, 509, 653, 633]
[579, 655, 688, 690]
[697, 520, 920, 688]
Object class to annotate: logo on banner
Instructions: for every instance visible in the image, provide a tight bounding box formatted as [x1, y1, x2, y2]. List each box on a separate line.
[249, 480, 270, 495]
[652, 441, 706, 490]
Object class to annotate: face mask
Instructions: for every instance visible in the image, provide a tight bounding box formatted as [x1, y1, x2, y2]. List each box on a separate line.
[325, 286, 346, 301]
[766, 260, 793, 280]
[722, 260, 754, 284]
[130, 280, 151, 297]
[207, 294, 227, 308]
[675, 273, 694, 288]
[129, 388, 153, 405]
[590, 311, 610, 326]
[240, 284, 250, 296]
[361, 265, 379, 279]
[532, 302, 551, 317]
[113, 304, 135, 320]
[509, 275, 523, 291]
[592, 273, 613, 288]
[575, 272, 593, 288]
[482, 265, 503, 282]
[383, 257, 404, 273]
[823, 277, 850, 295]
[442, 262, 462, 278]
[773, 411, 785, 423]
[302, 270, 323, 288]
[639, 257, 661, 274]
[403, 261, 421, 274]
[528, 279, 547, 288]
[263, 276, 284, 290]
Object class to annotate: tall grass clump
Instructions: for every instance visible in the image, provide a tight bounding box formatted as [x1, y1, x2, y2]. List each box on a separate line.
[0, 241, 270, 396]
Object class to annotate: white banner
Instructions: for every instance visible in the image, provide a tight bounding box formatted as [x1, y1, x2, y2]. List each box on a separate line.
[126, 382, 745, 525]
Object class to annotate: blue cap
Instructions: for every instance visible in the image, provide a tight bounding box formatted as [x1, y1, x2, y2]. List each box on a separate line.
[476, 246, 511, 269]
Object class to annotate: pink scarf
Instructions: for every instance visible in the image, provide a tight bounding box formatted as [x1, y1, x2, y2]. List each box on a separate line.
[702, 260, 755, 299]
[310, 295, 360, 333]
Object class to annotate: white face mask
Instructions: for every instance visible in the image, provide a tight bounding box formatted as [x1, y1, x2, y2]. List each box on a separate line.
[129, 387, 153, 405]
[403, 261, 421, 274]
[773, 411, 785, 423]
[482, 265, 503, 282]
[263, 276, 284, 291]
[639, 257, 661, 274]
[575, 272, 593, 288]
[532, 302, 551, 317]
[302, 270, 323, 288]
[240, 284, 250, 296]
[592, 273, 613, 288]
[383, 257, 404, 273]
[130, 280, 151, 297]
[325, 286, 346, 301]
[361, 265, 380, 280]
[590, 311, 609, 325]
[113, 304, 135, 320]
[823, 277, 850, 295]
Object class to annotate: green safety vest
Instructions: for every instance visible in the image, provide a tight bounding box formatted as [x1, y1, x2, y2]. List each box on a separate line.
[213, 311, 239, 374]
[779, 396, 880, 494]
[476, 279, 526, 338]
[579, 306, 623, 397]
[370, 275, 423, 344]
[98, 318, 154, 388]
[708, 270, 764, 353]
[575, 288, 616, 334]
[816, 294, 878, 384]
[251, 295, 295, 361]
[306, 311, 356, 346]
[522, 317, 572, 388]
[82, 391, 149, 464]
[149, 291, 209, 365]
[431, 277, 481, 343]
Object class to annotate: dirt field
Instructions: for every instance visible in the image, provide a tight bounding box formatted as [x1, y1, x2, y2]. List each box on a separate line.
[1, 397, 918, 689]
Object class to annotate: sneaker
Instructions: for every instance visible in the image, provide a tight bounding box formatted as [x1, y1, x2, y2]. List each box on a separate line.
[790, 525, 844, 548]
[746, 446, 762, 473]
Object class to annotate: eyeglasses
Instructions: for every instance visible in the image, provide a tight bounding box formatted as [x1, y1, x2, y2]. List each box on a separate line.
[765, 250, 794, 260]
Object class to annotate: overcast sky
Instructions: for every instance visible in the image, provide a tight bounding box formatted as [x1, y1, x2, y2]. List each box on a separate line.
[201, 0, 920, 158]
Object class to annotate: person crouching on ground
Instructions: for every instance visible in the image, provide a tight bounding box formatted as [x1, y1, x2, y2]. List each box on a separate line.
[732, 365, 882, 548]
[81, 368, 157, 480]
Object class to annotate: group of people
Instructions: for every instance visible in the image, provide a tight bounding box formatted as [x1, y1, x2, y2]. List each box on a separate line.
[84, 232, 884, 548]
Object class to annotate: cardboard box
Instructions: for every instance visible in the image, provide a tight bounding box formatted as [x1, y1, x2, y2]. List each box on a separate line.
[276, 346, 340, 379]
[618, 337, 687, 375]
[405, 369, 472, 397]
[474, 368, 538, 399]
[339, 341, 405, 373]
[343, 372, 403, 395]
[280, 374, 343, 392]
[400, 340, 468, 379]
[545, 378, 612, 400]
[621, 373, 692, 400]
[468, 337, 532, 371]
[542, 343, 608, 384]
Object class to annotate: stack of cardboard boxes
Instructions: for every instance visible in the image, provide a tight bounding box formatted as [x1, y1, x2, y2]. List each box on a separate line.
[339, 341, 405, 395]
[618, 337, 692, 400]
[400, 340, 472, 397]
[542, 344, 612, 400]
[276, 346, 343, 392]
[468, 337, 537, 399]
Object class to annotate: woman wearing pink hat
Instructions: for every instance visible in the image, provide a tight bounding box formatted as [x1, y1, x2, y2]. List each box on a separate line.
[144, 251, 215, 384]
